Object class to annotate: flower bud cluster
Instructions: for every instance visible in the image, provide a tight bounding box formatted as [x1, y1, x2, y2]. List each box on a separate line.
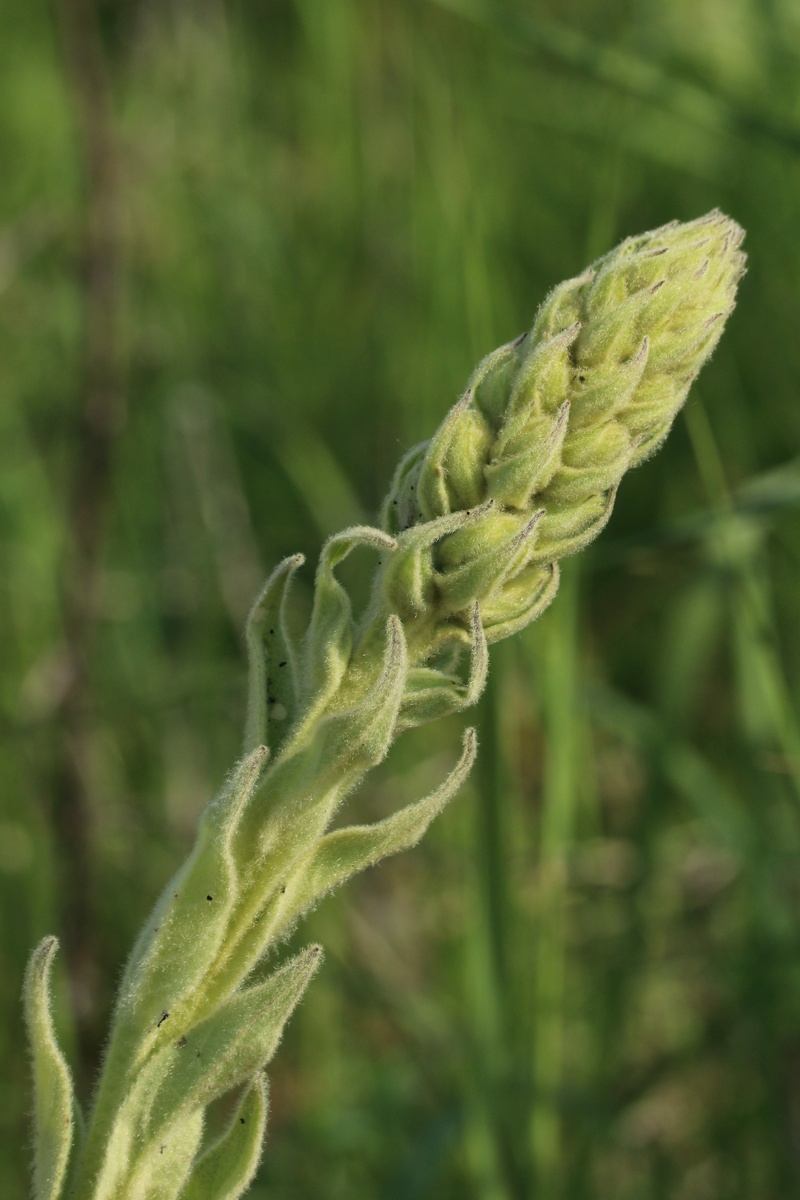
[381, 210, 745, 643]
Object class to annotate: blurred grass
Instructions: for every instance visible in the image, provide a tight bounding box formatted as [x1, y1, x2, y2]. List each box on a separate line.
[4, 0, 800, 1196]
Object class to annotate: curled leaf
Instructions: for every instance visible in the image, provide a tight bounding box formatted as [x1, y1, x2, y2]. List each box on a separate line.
[244, 555, 305, 753]
[303, 526, 396, 707]
[398, 604, 487, 730]
[269, 727, 477, 939]
[482, 560, 561, 643]
[23, 938, 80, 1200]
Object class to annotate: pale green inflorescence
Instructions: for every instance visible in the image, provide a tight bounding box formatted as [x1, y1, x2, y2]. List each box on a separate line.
[25, 212, 744, 1200]
[379, 209, 745, 651]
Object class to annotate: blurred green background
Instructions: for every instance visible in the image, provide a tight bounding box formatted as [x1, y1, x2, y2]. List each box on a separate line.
[4, 0, 800, 1196]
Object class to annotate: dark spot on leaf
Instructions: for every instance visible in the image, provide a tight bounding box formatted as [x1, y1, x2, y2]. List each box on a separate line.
[177, 1036, 187, 1048]
[206, 895, 213, 901]
[240, 1117, 246, 1124]
[279, 661, 287, 667]
[157, 1011, 169, 1028]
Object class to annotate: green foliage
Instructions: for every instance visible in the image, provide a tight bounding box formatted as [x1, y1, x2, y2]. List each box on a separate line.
[22, 940, 81, 1200]
[181, 1076, 268, 1200]
[22, 211, 739, 1197]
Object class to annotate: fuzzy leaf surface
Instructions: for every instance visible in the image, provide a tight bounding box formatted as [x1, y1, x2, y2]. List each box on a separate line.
[181, 1075, 268, 1200]
[23, 938, 80, 1200]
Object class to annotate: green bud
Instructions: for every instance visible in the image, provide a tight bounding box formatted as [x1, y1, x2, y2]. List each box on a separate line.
[485, 402, 570, 509]
[434, 507, 538, 614]
[533, 489, 617, 563]
[398, 605, 487, 729]
[380, 506, 490, 618]
[470, 342, 520, 430]
[378, 209, 744, 639]
[481, 560, 560, 643]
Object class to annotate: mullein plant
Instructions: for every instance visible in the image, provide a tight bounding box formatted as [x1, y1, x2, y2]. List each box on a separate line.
[25, 210, 745, 1200]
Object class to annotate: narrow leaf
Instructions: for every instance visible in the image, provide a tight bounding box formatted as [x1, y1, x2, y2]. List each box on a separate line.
[271, 728, 477, 935]
[23, 938, 79, 1200]
[380, 440, 428, 534]
[182, 1075, 268, 1200]
[318, 615, 408, 774]
[244, 555, 304, 753]
[145, 947, 322, 1134]
[303, 526, 396, 707]
[120, 746, 269, 1027]
[126, 1108, 205, 1200]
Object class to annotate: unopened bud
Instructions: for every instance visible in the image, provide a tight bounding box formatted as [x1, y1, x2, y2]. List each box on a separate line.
[380, 210, 745, 642]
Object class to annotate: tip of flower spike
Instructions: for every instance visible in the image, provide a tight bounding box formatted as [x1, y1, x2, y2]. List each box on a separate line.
[374, 210, 743, 640]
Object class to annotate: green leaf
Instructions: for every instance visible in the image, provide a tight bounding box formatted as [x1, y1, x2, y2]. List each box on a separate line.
[23, 938, 80, 1200]
[182, 1075, 268, 1200]
[244, 554, 305, 753]
[270, 727, 477, 937]
[302, 526, 396, 707]
[317, 615, 408, 775]
[119, 746, 269, 1030]
[144, 946, 322, 1136]
[380, 440, 428, 535]
[126, 1109, 205, 1200]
